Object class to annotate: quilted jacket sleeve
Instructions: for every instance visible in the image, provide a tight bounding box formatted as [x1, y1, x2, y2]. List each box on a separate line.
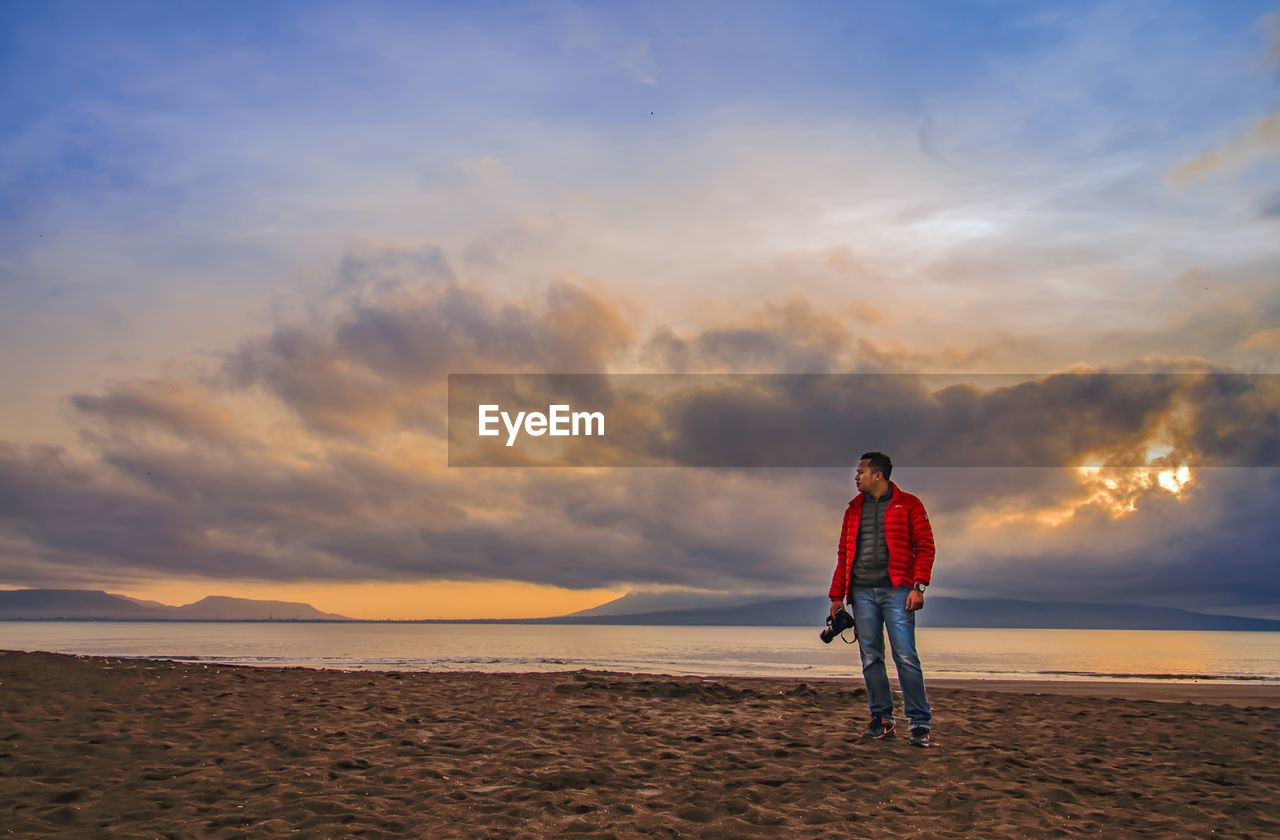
[907, 495, 936, 584]
[828, 504, 853, 601]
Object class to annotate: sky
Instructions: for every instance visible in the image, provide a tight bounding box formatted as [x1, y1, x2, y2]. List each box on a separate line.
[1, 0, 1279, 620]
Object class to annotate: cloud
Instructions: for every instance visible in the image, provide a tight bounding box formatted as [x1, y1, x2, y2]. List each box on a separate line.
[1160, 12, 1280, 188]
[4, 430, 1279, 616]
[1, 245, 1278, 614]
[225, 261, 636, 437]
[0, 434, 836, 595]
[455, 358, 1277, 471]
[70, 378, 241, 443]
[620, 39, 658, 85]
[1255, 12, 1280, 69]
[4, 3, 1280, 620]
[1166, 113, 1280, 186]
[935, 468, 1280, 613]
[1238, 326, 1280, 352]
[0, 442, 276, 581]
[642, 295, 848, 373]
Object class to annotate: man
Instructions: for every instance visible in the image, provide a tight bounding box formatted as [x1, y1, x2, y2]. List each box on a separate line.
[829, 451, 936, 747]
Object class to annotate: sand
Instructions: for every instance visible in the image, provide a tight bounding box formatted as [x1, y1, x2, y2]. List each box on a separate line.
[2, 651, 1277, 839]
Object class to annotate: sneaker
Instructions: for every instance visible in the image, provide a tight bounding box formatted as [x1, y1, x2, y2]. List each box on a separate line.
[909, 727, 931, 748]
[862, 713, 896, 739]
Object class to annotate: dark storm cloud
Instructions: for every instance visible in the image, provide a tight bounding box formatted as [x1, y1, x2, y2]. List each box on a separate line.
[223, 325, 402, 437]
[335, 281, 630, 378]
[342, 467, 832, 593]
[0, 440, 458, 584]
[1181, 374, 1280, 465]
[895, 467, 1084, 517]
[451, 372, 1280, 468]
[0, 443, 270, 579]
[225, 275, 634, 436]
[938, 468, 1280, 614]
[0, 437, 826, 593]
[667, 371, 1279, 468]
[5, 425, 1279, 612]
[3, 260, 1278, 615]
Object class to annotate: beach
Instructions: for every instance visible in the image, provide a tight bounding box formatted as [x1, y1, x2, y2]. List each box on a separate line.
[2, 651, 1277, 839]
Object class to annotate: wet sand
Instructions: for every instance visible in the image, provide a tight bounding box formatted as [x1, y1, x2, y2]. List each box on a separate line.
[2, 650, 1277, 839]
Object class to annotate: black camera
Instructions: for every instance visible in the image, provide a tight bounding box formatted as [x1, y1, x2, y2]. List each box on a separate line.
[820, 607, 856, 644]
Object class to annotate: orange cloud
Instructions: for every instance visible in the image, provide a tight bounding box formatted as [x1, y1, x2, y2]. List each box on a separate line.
[1166, 112, 1280, 186]
[1238, 327, 1280, 352]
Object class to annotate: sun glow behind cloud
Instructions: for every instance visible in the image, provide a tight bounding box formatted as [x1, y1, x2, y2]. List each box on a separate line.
[974, 462, 1196, 531]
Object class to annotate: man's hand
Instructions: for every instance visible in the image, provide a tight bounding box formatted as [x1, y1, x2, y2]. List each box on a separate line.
[830, 599, 845, 618]
[905, 590, 924, 612]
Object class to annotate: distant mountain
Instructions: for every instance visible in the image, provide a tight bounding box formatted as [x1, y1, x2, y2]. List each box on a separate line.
[168, 596, 347, 621]
[548, 596, 1280, 631]
[569, 591, 783, 617]
[0, 589, 173, 620]
[0, 589, 349, 621]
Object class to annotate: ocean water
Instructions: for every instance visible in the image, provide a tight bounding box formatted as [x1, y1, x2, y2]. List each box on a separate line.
[2, 622, 1279, 683]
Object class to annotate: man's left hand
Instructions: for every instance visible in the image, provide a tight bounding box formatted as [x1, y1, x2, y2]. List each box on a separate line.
[905, 590, 924, 612]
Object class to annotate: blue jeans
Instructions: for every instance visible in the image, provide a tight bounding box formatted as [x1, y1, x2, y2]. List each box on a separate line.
[851, 586, 931, 729]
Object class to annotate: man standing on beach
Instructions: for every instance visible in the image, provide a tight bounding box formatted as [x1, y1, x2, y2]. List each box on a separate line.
[829, 451, 936, 747]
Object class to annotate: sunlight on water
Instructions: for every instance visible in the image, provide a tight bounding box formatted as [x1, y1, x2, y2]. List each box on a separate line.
[3, 623, 1278, 683]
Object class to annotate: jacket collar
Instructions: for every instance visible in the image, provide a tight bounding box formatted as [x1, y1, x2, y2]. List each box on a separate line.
[851, 480, 898, 506]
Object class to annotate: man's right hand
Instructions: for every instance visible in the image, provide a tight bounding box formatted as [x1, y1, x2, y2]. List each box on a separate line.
[830, 599, 844, 618]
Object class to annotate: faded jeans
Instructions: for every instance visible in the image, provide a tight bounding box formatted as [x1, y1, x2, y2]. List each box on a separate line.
[851, 585, 931, 730]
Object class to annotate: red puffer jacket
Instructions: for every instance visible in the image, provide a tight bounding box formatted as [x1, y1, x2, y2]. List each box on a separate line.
[828, 482, 936, 600]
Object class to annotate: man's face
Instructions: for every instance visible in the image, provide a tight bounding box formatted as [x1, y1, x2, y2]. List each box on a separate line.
[854, 459, 880, 493]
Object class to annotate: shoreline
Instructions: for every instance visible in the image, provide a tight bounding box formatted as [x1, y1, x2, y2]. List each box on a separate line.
[5, 648, 1279, 705]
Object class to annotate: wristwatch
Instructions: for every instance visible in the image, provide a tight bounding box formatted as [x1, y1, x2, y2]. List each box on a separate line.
[913, 583, 927, 593]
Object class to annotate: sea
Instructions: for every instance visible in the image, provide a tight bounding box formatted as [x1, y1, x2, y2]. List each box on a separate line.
[3, 622, 1279, 683]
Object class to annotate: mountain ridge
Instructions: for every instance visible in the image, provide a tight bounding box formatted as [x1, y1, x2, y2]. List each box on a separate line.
[3, 588, 1277, 630]
[0, 589, 349, 621]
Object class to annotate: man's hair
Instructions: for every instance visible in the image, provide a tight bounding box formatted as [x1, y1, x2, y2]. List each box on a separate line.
[860, 451, 892, 481]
